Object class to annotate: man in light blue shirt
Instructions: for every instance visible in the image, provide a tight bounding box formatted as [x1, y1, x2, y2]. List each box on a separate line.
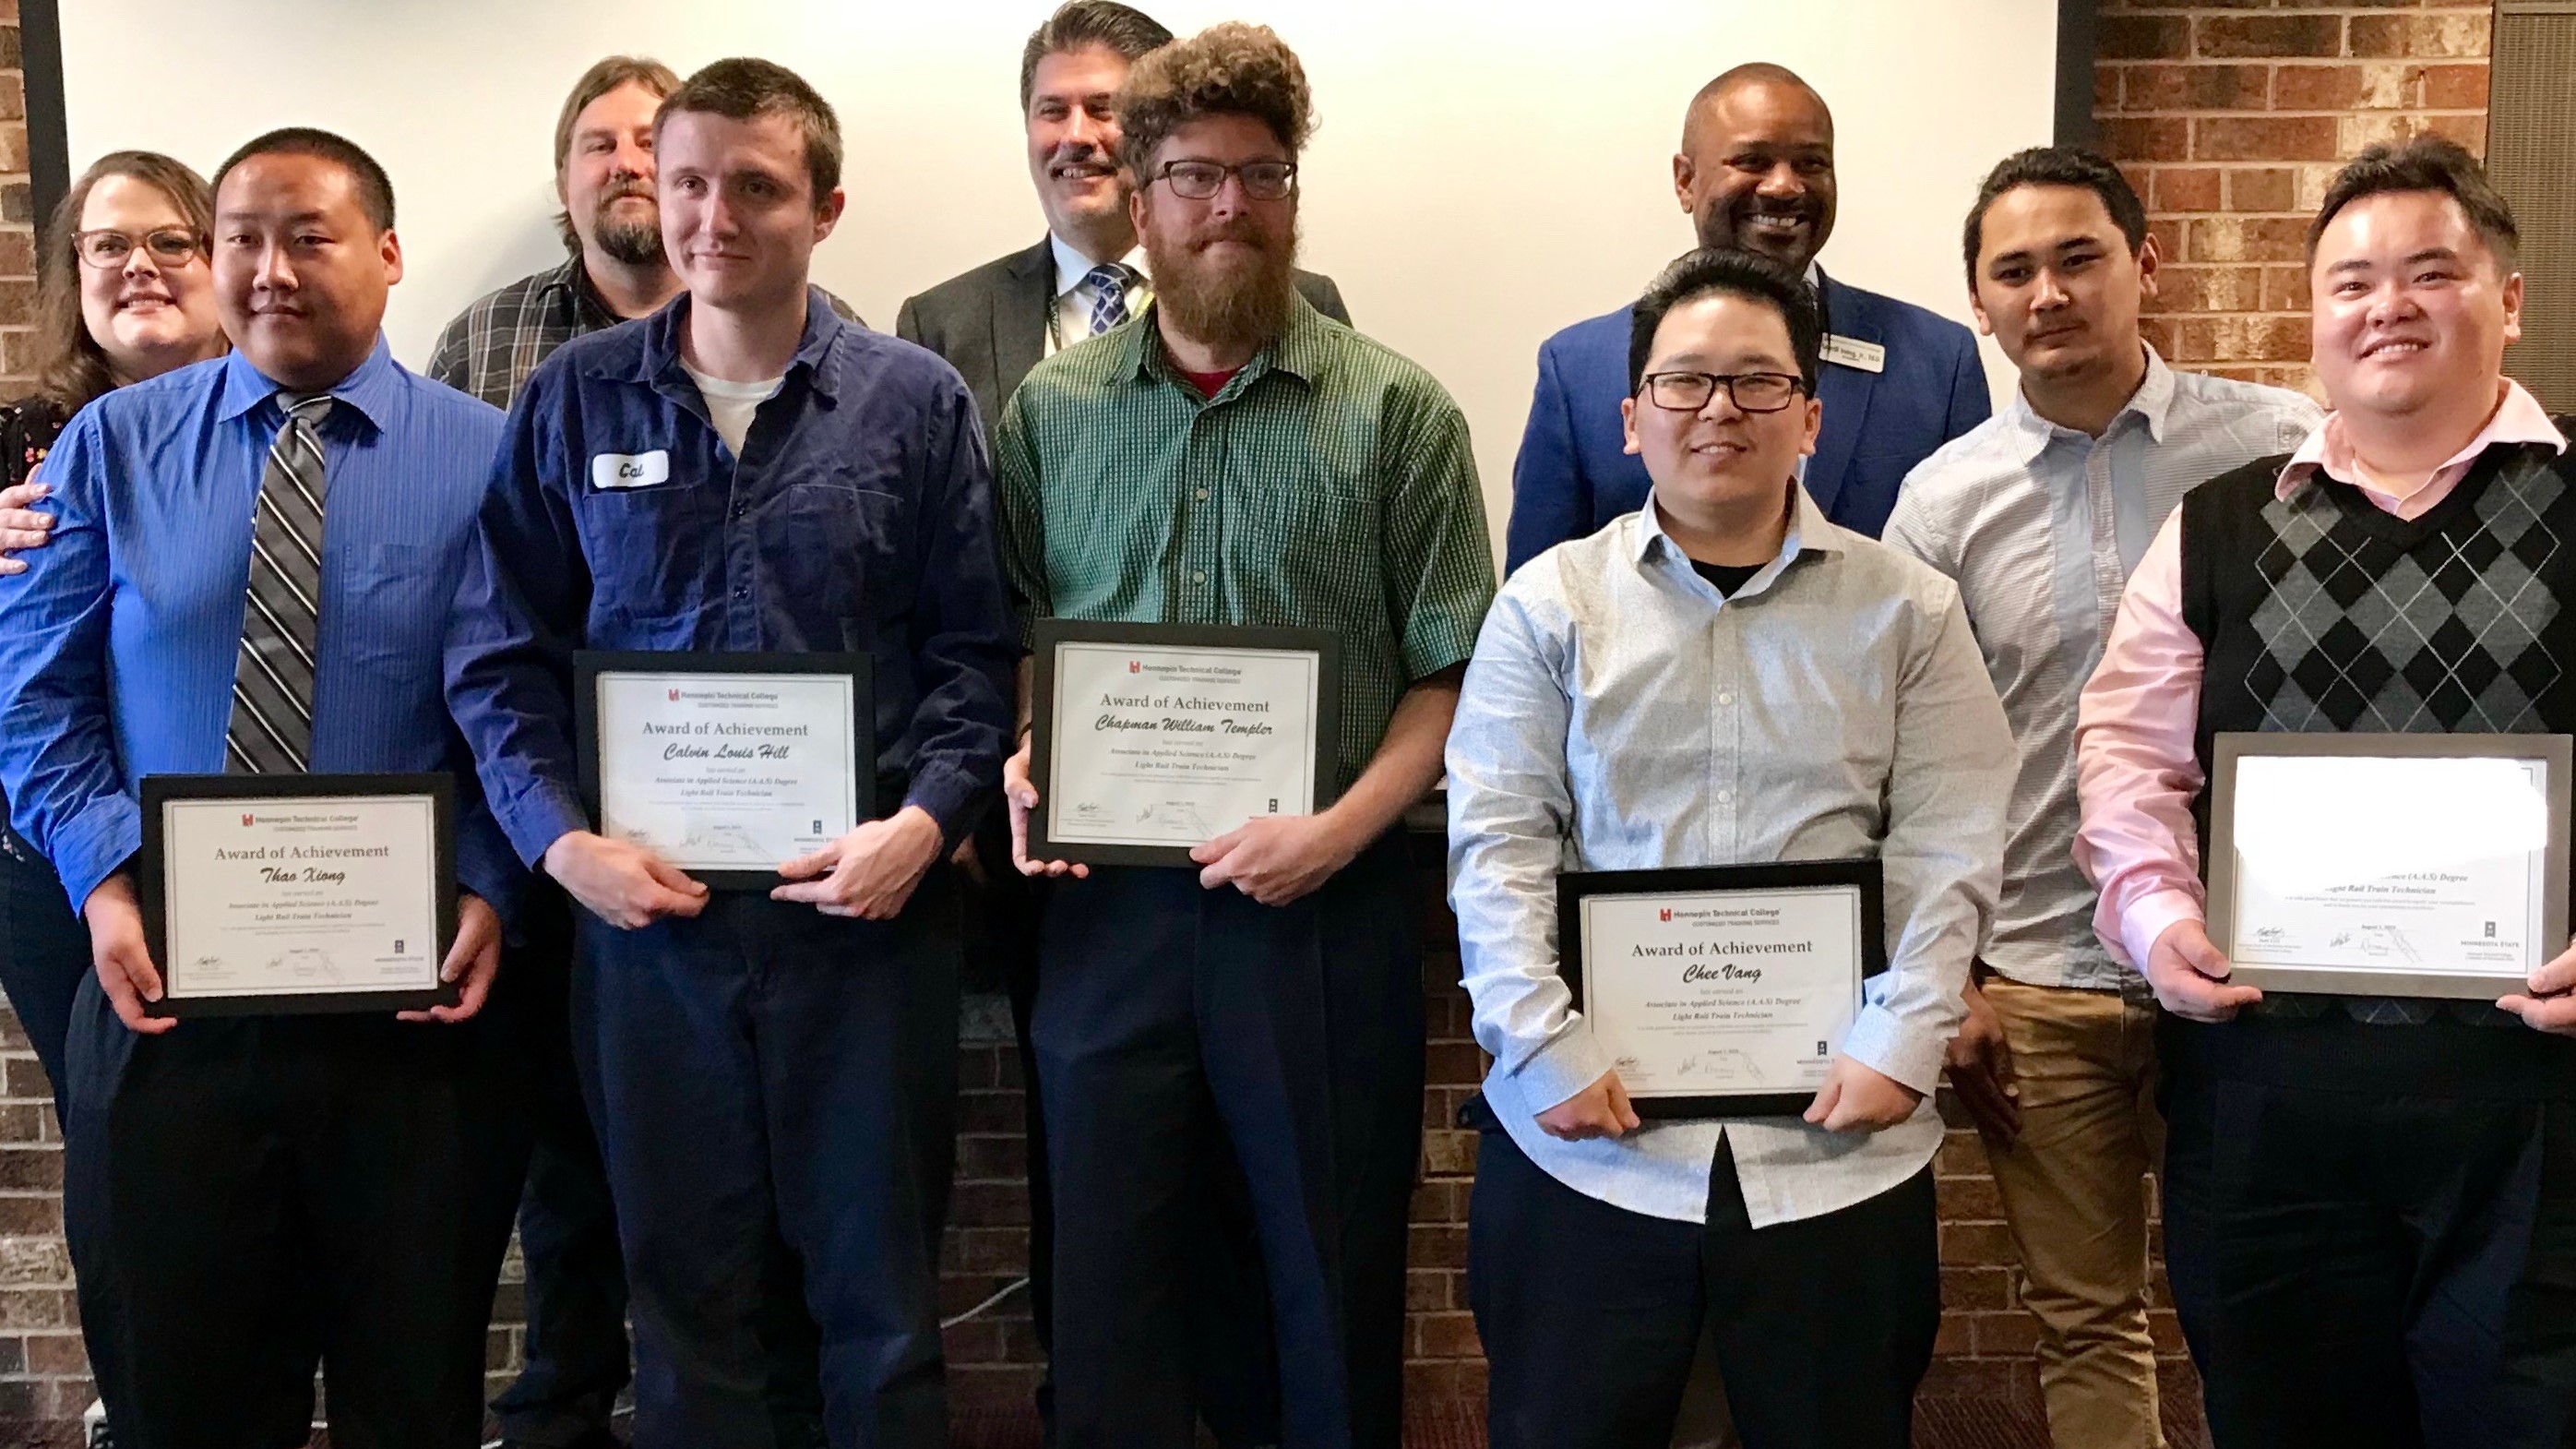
[1882, 147, 2320, 1449]
[1447, 247, 2012, 1449]
[0, 128, 530, 1447]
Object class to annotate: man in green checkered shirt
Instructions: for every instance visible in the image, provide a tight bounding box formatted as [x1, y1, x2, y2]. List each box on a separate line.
[991, 22, 1494, 1449]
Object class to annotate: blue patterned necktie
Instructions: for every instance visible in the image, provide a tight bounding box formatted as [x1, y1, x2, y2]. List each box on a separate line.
[1085, 263, 1137, 335]
[225, 393, 333, 773]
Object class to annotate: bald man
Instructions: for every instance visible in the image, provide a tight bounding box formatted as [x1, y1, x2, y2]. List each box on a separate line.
[1505, 62, 1989, 566]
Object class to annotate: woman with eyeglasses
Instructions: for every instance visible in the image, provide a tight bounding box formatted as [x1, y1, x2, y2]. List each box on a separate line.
[0, 150, 224, 1446]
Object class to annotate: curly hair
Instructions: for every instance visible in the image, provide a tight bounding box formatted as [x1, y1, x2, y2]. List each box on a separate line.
[1114, 21, 1314, 182]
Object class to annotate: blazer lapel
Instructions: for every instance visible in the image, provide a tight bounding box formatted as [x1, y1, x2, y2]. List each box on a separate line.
[991, 236, 1054, 404]
[1805, 270, 1880, 522]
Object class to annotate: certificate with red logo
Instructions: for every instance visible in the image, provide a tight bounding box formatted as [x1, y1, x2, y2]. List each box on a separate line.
[575, 652, 874, 890]
[1030, 619, 1342, 868]
[140, 772, 457, 1017]
[1559, 860, 1885, 1118]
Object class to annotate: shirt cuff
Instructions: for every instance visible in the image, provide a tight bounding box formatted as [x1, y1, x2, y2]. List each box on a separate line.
[57, 793, 143, 916]
[1507, 1019, 1616, 1117]
[2117, 887, 2206, 976]
[1838, 1001, 1944, 1098]
[902, 765, 987, 852]
[496, 783, 591, 872]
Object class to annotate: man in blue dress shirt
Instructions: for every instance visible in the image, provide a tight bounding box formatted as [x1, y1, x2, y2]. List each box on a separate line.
[1505, 63, 1990, 568]
[444, 61, 1015, 1449]
[0, 129, 531, 1448]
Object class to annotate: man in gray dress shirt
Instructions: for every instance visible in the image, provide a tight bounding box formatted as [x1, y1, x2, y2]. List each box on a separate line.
[1446, 246, 2013, 1449]
[1883, 148, 2320, 1449]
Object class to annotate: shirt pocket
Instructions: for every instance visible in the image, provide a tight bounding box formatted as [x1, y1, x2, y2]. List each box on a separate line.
[332, 544, 453, 723]
[580, 480, 719, 623]
[767, 483, 909, 629]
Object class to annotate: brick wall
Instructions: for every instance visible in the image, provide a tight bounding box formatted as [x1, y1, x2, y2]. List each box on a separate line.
[0, 0, 2504, 1432]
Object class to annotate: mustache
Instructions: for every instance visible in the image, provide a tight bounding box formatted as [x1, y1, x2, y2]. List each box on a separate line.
[596, 179, 655, 206]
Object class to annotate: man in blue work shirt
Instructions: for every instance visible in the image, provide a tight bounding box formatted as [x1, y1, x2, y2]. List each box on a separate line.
[1506, 62, 1989, 567]
[444, 59, 1015, 1449]
[0, 128, 531, 1448]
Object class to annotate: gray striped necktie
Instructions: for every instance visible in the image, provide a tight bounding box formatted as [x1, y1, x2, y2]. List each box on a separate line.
[225, 393, 333, 774]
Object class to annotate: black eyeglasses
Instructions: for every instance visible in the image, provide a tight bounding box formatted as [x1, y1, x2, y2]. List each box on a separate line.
[1152, 160, 1298, 201]
[1638, 370, 1806, 413]
[75, 228, 203, 269]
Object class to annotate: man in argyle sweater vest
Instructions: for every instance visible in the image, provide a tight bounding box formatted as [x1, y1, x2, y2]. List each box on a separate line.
[2076, 138, 2576, 1449]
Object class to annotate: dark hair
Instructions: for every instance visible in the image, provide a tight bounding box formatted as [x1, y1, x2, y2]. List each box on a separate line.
[2307, 134, 2518, 270]
[656, 58, 842, 203]
[1962, 146, 2148, 281]
[552, 55, 683, 249]
[1115, 21, 1313, 182]
[215, 127, 396, 232]
[1020, 1, 1173, 111]
[32, 151, 223, 413]
[1628, 247, 1822, 395]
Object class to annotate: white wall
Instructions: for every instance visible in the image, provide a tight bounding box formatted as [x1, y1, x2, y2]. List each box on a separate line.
[62, 0, 2057, 537]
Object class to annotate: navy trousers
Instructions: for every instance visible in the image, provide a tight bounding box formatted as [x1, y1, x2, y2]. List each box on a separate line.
[573, 883, 958, 1449]
[1468, 1126, 1938, 1449]
[1033, 836, 1423, 1449]
[71, 974, 531, 1449]
[2160, 1014, 2576, 1449]
[0, 826, 123, 1414]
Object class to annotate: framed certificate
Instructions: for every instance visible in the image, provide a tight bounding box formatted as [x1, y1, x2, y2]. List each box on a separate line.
[574, 651, 875, 890]
[1029, 619, 1342, 868]
[139, 773, 458, 1018]
[2208, 732, 2571, 999]
[1560, 859, 1886, 1119]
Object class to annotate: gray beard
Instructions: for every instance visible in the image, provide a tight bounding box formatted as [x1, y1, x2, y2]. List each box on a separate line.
[594, 212, 664, 268]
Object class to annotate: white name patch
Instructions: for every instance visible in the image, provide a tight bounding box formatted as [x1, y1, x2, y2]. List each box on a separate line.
[1820, 334, 1887, 374]
[590, 450, 673, 490]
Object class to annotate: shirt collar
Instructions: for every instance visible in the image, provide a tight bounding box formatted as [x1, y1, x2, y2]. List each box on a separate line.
[542, 252, 624, 330]
[2274, 377, 2568, 502]
[1051, 234, 1149, 300]
[2000, 344, 2177, 463]
[1632, 476, 1849, 581]
[634, 287, 849, 401]
[215, 335, 403, 430]
[1121, 290, 1327, 394]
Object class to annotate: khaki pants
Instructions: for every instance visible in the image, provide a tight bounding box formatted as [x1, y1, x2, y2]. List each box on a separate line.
[1980, 975, 2166, 1449]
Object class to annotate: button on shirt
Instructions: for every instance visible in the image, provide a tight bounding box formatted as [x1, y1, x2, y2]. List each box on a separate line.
[1446, 488, 2014, 1227]
[1883, 349, 2320, 992]
[0, 342, 519, 914]
[996, 295, 1497, 786]
[444, 291, 1017, 868]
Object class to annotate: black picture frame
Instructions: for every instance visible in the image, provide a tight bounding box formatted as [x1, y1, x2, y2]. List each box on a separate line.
[573, 650, 876, 892]
[1559, 858, 1888, 1119]
[1028, 618, 1342, 868]
[139, 772, 459, 1018]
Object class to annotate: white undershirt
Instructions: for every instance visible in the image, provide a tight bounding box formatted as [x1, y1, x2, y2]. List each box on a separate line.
[682, 363, 785, 456]
[1048, 234, 1151, 357]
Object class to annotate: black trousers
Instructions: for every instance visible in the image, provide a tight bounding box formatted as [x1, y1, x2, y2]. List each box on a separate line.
[488, 889, 634, 1447]
[1468, 1126, 1938, 1449]
[2160, 1014, 2576, 1449]
[78, 981, 531, 1449]
[1034, 837, 1423, 1449]
[0, 828, 123, 1407]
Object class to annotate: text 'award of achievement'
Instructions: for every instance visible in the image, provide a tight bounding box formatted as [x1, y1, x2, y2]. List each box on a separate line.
[1560, 860, 1887, 1118]
[140, 772, 458, 1018]
[575, 652, 875, 890]
[1030, 619, 1342, 868]
[2208, 732, 2571, 999]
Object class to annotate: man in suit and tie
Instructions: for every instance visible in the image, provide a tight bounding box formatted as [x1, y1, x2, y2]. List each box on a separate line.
[1506, 62, 1989, 569]
[893, 6, 1351, 1444]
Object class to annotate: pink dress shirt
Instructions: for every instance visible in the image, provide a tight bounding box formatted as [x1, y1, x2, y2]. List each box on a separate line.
[2073, 380, 2570, 971]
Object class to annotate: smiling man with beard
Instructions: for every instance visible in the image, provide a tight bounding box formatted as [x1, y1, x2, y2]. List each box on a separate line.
[1506, 63, 1990, 567]
[991, 24, 1494, 1448]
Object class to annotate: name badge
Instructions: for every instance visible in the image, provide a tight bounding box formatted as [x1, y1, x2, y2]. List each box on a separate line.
[1820, 334, 1886, 374]
[590, 450, 673, 490]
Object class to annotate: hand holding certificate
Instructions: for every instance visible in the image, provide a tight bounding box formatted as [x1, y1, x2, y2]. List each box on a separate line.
[1025, 620, 1342, 869]
[2207, 733, 2573, 1000]
[1560, 860, 1887, 1119]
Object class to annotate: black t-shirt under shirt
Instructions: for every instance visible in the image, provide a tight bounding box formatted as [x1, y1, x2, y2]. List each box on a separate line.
[1691, 559, 1762, 597]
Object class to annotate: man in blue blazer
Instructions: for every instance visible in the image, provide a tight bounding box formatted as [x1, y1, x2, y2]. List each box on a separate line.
[1507, 62, 1990, 570]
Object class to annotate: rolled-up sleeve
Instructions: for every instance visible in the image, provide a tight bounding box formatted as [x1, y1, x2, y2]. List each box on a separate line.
[1445, 583, 1609, 1116]
[1840, 581, 2012, 1096]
